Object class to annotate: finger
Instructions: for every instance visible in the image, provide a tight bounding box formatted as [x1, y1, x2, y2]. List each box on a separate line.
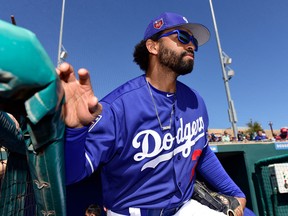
[78, 68, 91, 86]
[57, 62, 76, 82]
[57, 62, 71, 74]
[234, 206, 243, 216]
[88, 96, 102, 116]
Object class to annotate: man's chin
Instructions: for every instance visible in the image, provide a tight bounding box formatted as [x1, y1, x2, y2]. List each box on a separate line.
[176, 66, 193, 76]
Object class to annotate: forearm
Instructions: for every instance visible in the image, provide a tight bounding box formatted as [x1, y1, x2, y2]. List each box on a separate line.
[197, 146, 245, 198]
[65, 126, 90, 185]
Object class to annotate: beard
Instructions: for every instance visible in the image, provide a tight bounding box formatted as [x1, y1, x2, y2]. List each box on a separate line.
[158, 43, 194, 75]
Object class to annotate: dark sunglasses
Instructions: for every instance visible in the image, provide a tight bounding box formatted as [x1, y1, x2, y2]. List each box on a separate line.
[158, 29, 198, 51]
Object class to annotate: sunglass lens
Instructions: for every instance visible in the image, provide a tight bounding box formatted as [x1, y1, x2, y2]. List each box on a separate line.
[178, 32, 190, 44]
[193, 37, 198, 46]
[193, 38, 198, 51]
[178, 31, 198, 51]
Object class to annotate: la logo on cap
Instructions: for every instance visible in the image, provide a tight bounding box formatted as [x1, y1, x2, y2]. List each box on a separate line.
[153, 18, 164, 29]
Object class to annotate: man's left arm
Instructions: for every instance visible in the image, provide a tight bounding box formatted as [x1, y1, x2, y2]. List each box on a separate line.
[196, 145, 246, 214]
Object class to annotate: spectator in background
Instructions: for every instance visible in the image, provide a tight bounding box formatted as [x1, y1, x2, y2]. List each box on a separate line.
[85, 204, 101, 216]
[243, 134, 250, 142]
[254, 130, 267, 141]
[222, 131, 230, 142]
[210, 133, 218, 142]
[275, 128, 288, 140]
[237, 131, 245, 141]
[262, 130, 267, 138]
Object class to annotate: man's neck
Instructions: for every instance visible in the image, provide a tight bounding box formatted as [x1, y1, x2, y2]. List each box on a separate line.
[146, 65, 177, 93]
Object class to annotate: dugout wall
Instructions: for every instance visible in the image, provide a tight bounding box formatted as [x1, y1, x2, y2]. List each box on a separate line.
[211, 141, 288, 216]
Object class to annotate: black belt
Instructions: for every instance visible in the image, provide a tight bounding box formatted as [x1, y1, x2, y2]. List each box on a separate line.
[141, 207, 179, 216]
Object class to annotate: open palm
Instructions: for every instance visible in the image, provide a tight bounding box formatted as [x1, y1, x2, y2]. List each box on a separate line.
[56, 63, 102, 128]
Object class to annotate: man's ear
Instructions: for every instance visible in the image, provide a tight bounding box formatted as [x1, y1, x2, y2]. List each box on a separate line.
[146, 39, 159, 55]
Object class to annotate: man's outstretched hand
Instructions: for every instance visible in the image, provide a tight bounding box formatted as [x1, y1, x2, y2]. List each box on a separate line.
[56, 63, 102, 128]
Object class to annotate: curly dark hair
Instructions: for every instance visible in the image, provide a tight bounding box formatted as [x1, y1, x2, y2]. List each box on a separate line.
[133, 32, 162, 72]
[85, 204, 101, 216]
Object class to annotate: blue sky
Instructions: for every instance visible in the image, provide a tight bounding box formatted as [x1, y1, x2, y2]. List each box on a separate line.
[1, 1, 287, 131]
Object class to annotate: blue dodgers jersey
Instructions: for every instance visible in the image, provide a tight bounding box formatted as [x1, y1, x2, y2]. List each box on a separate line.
[67, 75, 209, 212]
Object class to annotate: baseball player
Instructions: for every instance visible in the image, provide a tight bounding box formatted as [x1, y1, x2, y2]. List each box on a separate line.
[58, 12, 247, 216]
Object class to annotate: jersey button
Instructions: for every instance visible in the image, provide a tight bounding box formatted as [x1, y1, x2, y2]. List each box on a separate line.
[176, 117, 179, 121]
[178, 182, 181, 187]
[177, 155, 181, 160]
